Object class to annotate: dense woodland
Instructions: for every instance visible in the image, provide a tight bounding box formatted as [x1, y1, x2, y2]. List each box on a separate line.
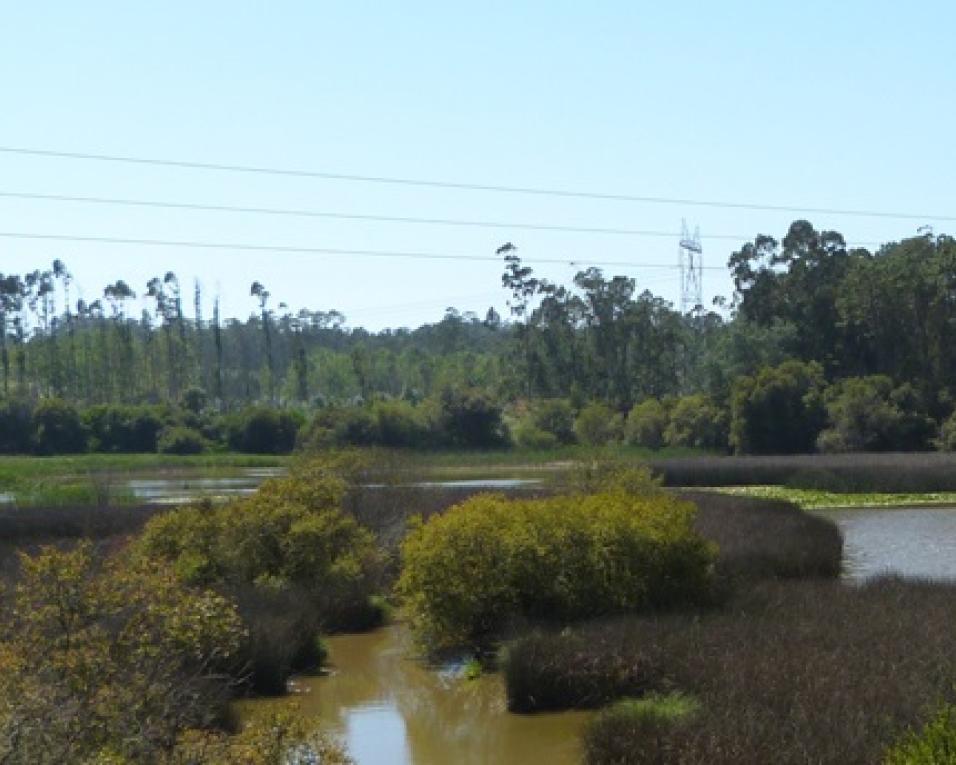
[3, 219, 956, 455]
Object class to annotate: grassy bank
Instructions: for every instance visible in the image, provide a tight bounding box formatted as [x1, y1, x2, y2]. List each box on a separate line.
[0, 452, 289, 508]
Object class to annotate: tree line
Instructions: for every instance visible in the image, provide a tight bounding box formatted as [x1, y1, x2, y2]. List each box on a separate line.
[3, 220, 956, 454]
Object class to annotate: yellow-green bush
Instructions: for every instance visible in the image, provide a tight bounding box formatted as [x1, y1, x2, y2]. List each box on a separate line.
[134, 460, 382, 630]
[397, 491, 715, 649]
[0, 542, 245, 763]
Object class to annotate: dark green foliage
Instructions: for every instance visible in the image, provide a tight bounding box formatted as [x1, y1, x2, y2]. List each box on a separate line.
[730, 360, 826, 454]
[530, 398, 576, 444]
[663, 395, 726, 450]
[625, 398, 669, 449]
[0, 399, 33, 453]
[574, 402, 622, 446]
[157, 425, 205, 455]
[817, 376, 935, 452]
[32, 398, 87, 455]
[225, 406, 301, 454]
[437, 386, 508, 448]
[83, 404, 166, 453]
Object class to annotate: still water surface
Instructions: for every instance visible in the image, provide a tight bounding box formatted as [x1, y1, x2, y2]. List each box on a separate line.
[243, 625, 589, 765]
[817, 506, 956, 581]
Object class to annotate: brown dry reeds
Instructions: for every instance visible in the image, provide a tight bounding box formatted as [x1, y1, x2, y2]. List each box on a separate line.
[509, 577, 956, 764]
[649, 452, 956, 492]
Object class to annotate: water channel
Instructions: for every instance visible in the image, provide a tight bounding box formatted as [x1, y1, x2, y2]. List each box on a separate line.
[238, 505, 956, 764]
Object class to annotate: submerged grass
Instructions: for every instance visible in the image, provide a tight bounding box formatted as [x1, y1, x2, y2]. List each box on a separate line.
[710, 484, 956, 510]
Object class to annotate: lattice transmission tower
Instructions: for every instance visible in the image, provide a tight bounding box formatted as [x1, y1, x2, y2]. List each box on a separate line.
[678, 220, 703, 314]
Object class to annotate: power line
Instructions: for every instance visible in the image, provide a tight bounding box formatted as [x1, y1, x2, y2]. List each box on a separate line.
[0, 145, 951, 223]
[0, 190, 737, 240]
[0, 231, 726, 270]
[0, 189, 886, 247]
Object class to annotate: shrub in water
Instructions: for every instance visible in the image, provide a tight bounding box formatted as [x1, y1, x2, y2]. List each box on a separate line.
[397, 491, 715, 650]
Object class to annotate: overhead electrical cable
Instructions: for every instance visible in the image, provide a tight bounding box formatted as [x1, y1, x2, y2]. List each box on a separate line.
[0, 190, 885, 247]
[0, 231, 727, 270]
[0, 145, 952, 222]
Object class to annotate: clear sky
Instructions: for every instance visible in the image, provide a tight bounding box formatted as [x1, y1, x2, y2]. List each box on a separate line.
[2, 1, 954, 329]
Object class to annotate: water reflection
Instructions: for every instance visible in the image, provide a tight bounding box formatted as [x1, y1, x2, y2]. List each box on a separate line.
[257, 626, 588, 765]
[817, 507, 956, 581]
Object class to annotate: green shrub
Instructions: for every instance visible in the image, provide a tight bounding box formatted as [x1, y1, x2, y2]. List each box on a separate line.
[0, 543, 245, 762]
[32, 398, 87, 455]
[818, 376, 935, 453]
[583, 693, 700, 765]
[134, 458, 382, 632]
[730, 360, 826, 454]
[512, 420, 559, 449]
[157, 425, 205, 455]
[575, 402, 623, 446]
[884, 704, 956, 765]
[82, 404, 166, 453]
[397, 491, 715, 650]
[937, 411, 956, 452]
[225, 407, 301, 454]
[625, 398, 669, 449]
[0, 399, 33, 453]
[664, 394, 727, 450]
[436, 386, 508, 448]
[531, 399, 576, 444]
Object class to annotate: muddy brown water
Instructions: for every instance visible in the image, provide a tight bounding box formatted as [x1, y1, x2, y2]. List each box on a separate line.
[237, 624, 589, 765]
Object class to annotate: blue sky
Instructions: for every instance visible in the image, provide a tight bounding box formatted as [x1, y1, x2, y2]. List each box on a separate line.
[2, 1, 953, 329]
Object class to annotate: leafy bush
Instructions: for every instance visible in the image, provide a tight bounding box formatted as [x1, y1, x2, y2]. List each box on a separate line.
[135, 458, 382, 633]
[436, 386, 508, 448]
[583, 693, 700, 765]
[574, 402, 623, 446]
[625, 398, 669, 449]
[82, 404, 166, 452]
[225, 406, 301, 454]
[0, 398, 33, 453]
[817, 376, 935, 452]
[884, 704, 956, 765]
[372, 399, 431, 447]
[512, 420, 559, 449]
[0, 542, 245, 763]
[157, 425, 205, 454]
[32, 397, 87, 454]
[397, 491, 715, 650]
[664, 394, 727, 450]
[730, 360, 826, 454]
[530, 398, 576, 444]
[939, 410, 956, 452]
